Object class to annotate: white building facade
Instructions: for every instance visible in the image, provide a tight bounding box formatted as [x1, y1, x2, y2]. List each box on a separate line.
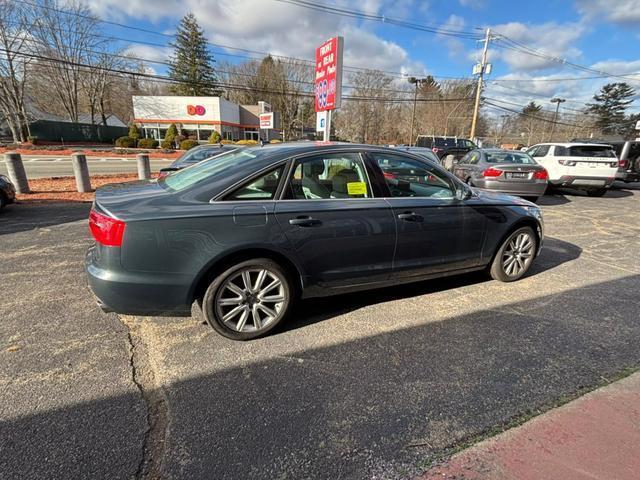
[132, 96, 275, 142]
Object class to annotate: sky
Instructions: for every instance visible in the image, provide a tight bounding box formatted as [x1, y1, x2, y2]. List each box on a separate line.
[84, 0, 640, 115]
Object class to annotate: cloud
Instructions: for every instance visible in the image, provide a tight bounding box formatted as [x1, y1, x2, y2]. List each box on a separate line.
[123, 45, 171, 65]
[437, 15, 467, 60]
[488, 21, 586, 72]
[575, 0, 640, 26]
[85, 0, 427, 77]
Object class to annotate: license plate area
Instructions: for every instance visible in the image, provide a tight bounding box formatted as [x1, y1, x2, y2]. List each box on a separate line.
[507, 172, 528, 179]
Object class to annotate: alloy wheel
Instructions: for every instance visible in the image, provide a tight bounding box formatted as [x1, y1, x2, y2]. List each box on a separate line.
[214, 267, 287, 333]
[501, 231, 534, 277]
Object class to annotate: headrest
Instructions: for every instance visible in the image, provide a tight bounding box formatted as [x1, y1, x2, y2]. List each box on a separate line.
[303, 162, 325, 177]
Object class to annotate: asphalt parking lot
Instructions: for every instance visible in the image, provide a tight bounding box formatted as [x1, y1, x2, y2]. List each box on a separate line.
[1, 184, 639, 480]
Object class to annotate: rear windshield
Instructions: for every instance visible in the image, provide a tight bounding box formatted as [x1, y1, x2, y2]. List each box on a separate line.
[163, 149, 267, 191]
[484, 152, 535, 164]
[174, 145, 235, 167]
[555, 146, 616, 158]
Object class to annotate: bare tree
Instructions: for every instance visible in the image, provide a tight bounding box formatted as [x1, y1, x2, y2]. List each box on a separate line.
[29, 0, 101, 122]
[0, 0, 31, 142]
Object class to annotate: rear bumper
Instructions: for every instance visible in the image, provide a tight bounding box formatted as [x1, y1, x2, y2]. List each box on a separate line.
[85, 247, 193, 317]
[549, 176, 615, 189]
[473, 179, 547, 197]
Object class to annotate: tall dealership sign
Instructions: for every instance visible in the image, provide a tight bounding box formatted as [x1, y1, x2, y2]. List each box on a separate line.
[315, 36, 343, 141]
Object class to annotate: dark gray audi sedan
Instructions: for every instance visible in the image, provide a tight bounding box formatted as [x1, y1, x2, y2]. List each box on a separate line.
[86, 143, 544, 340]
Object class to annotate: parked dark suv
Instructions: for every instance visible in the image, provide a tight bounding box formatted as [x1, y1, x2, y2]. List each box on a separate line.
[415, 136, 477, 169]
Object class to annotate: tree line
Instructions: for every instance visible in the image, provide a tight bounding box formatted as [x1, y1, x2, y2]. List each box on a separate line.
[1, 0, 638, 145]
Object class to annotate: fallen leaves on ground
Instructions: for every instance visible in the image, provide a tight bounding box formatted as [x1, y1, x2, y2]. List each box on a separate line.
[16, 174, 158, 203]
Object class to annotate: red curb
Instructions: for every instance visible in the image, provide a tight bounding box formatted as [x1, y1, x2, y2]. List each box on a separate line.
[421, 372, 640, 480]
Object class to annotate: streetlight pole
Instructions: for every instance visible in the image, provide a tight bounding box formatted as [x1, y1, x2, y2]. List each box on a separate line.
[549, 97, 565, 141]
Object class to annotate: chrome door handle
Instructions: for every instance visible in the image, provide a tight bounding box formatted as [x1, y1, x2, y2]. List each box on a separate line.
[289, 216, 321, 227]
[397, 212, 423, 222]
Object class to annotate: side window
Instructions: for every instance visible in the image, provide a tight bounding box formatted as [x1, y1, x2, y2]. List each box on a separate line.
[371, 153, 455, 199]
[553, 145, 568, 156]
[532, 145, 550, 157]
[224, 166, 284, 201]
[286, 153, 371, 200]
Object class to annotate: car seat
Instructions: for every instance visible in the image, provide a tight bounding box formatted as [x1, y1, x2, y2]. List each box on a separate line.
[302, 162, 330, 198]
[331, 169, 360, 198]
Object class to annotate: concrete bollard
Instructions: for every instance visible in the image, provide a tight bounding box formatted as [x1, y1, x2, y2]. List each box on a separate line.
[71, 153, 92, 193]
[4, 152, 30, 194]
[136, 153, 151, 180]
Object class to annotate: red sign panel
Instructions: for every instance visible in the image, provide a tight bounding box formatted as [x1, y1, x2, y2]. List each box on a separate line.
[259, 112, 274, 129]
[315, 36, 343, 112]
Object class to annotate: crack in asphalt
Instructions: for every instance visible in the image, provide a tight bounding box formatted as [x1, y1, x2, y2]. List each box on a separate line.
[120, 315, 169, 480]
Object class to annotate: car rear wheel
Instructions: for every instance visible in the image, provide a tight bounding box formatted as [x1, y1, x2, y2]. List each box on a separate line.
[586, 188, 607, 197]
[490, 226, 537, 282]
[0, 193, 6, 210]
[201, 258, 292, 340]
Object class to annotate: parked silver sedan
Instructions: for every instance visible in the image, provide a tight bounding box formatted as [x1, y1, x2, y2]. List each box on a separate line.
[452, 149, 548, 201]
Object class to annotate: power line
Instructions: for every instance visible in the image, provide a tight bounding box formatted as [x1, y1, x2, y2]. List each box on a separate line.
[270, 0, 484, 39]
[484, 100, 586, 128]
[12, 0, 466, 80]
[9, 47, 475, 103]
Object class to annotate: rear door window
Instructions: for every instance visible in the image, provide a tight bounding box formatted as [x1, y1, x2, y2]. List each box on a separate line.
[285, 153, 371, 200]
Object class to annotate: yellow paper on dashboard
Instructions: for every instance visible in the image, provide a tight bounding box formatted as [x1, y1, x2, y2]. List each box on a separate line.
[347, 182, 367, 195]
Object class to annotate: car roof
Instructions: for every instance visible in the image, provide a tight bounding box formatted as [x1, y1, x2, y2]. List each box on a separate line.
[533, 142, 613, 147]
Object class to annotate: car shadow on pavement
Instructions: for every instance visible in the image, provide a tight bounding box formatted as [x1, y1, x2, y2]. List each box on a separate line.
[538, 194, 571, 206]
[0, 201, 90, 235]
[2, 274, 639, 480]
[287, 236, 581, 333]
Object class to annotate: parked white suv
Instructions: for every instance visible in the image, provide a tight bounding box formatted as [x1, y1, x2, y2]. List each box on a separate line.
[526, 143, 618, 196]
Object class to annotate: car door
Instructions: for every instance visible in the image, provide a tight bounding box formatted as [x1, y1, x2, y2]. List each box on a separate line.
[368, 151, 487, 278]
[274, 151, 396, 291]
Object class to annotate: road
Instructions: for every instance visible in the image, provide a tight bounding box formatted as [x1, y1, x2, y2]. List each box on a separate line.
[1, 184, 639, 479]
[0, 155, 174, 178]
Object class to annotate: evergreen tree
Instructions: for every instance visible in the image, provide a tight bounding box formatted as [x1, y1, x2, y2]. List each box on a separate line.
[168, 13, 220, 96]
[586, 82, 636, 136]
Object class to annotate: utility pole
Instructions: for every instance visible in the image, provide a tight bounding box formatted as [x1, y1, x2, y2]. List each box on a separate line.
[548, 97, 565, 141]
[408, 76, 428, 146]
[470, 28, 492, 141]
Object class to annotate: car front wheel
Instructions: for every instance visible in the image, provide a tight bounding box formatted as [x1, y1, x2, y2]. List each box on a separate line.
[201, 258, 292, 340]
[490, 226, 537, 282]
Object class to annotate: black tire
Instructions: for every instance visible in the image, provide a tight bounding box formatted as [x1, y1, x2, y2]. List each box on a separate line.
[489, 226, 537, 282]
[586, 188, 607, 197]
[0, 193, 6, 210]
[201, 258, 292, 340]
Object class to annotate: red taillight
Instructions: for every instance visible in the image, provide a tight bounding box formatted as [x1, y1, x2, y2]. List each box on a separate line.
[533, 169, 548, 180]
[89, 209, 126, 247]
[482, 167, 503, 177]
[619, 159, 628, 168]
[383, 171, 396, 179]
[432, 147, 441, 153]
